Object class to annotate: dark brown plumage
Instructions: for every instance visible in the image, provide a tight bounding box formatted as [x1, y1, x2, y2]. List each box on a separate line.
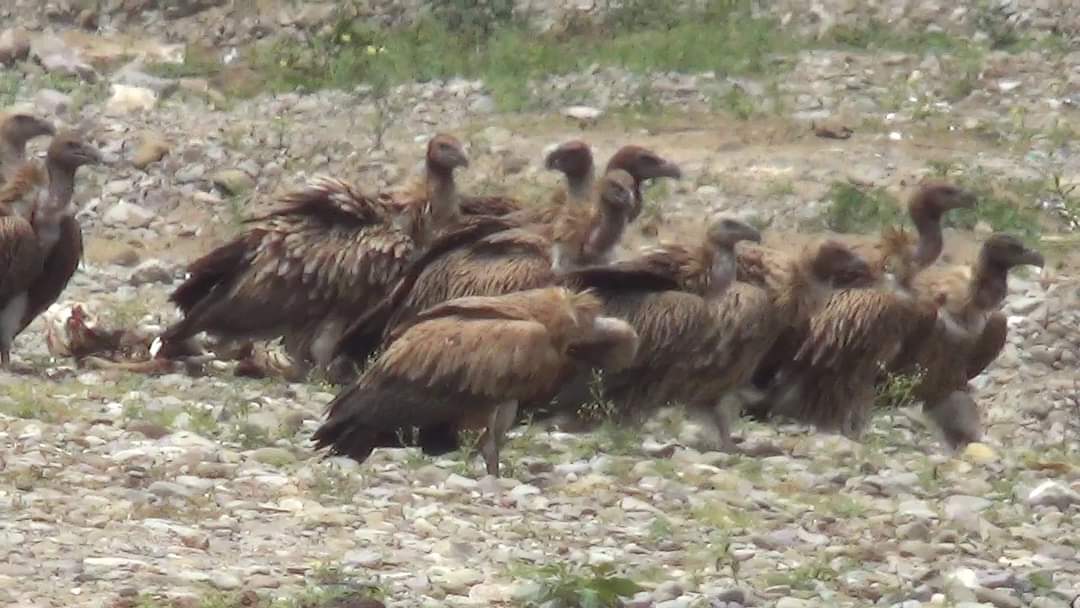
[312, 287, 639, 477]
[333, 169, 638, 366]
[546, 233, 871, 451]
[0, 131, 100, 368]
[159, 134, 470, 371]
[0, 112, 55, 185]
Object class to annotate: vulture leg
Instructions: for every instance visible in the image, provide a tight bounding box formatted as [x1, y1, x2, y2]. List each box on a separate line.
[1, 293, 29, 370]
[311, 317, 349, 369]
[479, 401, 519, 477]
[923, 390, 981, 450]
[689, 397, 741, 453]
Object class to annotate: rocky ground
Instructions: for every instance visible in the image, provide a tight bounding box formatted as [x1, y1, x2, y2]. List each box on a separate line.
[2, 2, 1080, 607]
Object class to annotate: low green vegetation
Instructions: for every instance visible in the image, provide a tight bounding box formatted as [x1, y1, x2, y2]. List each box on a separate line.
[512, 562, 643, 608]
[248, 0, 798, 110]
[821, 181, 904, 234]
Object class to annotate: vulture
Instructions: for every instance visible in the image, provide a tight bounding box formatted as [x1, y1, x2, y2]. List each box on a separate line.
[311, 286, 639, 477]
[332, 168, 639, 366]
[897, 233, 1044, 447]
[545, 223, 872, 451]
[157, 134, 471, 372]
[0, 132, 102, 368]
[743, 182, 979, 437]
[0, 112, 55, 185]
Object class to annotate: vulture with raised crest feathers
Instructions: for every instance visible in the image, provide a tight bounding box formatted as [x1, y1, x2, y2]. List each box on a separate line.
[0, 132, 101, 368]
[157, 133, 470, 371]
[744, 181, 979, 440]
[311, 287, 639, 477]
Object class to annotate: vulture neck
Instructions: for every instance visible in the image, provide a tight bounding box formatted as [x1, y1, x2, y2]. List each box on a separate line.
[582, 206, 627, 264]
[910, 207, 945, 269]
[967, 254, 1010, 313]
[425, 164, 460, 230]
[35, 161, 77, 233]
[704, 246, 738, 298]
[565, 165, 596, 205]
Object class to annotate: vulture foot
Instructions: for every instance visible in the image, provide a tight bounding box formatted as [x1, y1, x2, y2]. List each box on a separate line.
[924, 391, 981, 451]
[478, 401, 519, 477]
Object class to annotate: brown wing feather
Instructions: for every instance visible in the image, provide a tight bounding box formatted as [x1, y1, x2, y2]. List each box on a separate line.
[0, 216, 44, 301]
[18, 215, 81, 333]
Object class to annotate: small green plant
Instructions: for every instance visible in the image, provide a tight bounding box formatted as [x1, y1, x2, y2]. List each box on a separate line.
[821, 181, 903, 234]
[307, 463, 362, 504]
[716, 86, 756, 121]
[576, 369, 617, 424]
[0, 72, 19, 105]
[516, 562, 644, 608]
[874, 365, 925, 410]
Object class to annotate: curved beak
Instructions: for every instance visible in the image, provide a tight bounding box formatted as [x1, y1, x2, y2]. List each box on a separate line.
[741, 224, 763, 244]
[955, 188, 978, 209]
[1019, 248, 1045, 268]
[81, 145, 105, 166]
[656, 160, 682, 180]
[35, 118, 57, 138]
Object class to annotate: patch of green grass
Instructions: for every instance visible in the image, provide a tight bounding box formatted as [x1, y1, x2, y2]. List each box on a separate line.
[122, 401, 179, 428]
[0, 72, 20, 105]
[250, 0, 795, 110]
[821, 181, 904, 234]
[513, 562, 644, 608]
[144, 45, 221, 79]
[0, 384, 74, 423]
[690, 502, 753, 530]
[714, 85, 757, 121]
[765, 178, 796, 198]
[307, 463, 362, 504]
[940, 170, 1044, 241]
[763, 555, 839, 591]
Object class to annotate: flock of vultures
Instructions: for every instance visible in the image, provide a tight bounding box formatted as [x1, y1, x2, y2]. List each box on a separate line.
[0, 110, 1047, 477]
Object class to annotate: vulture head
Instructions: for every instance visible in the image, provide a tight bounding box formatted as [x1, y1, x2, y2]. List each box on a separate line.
[1, 113, 55, 148]
[426, 133, 469, 175]
[980, 233, 1044, 270]
[606, 145, 682, 184]
[969, 233, 1043, 311]
[47, 131, 103, 172]
[810, 240, 875, 287]
[910, 181, 977, 220]
[544, 139, 593, 179]
[706, 216, 762, 250]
